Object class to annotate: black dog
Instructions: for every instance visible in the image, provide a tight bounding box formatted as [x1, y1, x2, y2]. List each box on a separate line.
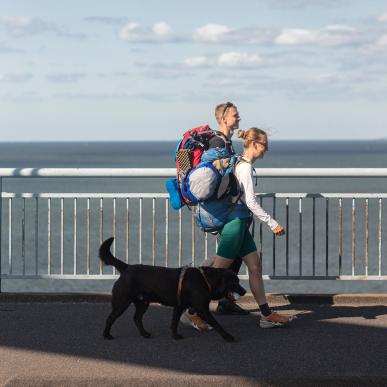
[99, 237, 246, 342]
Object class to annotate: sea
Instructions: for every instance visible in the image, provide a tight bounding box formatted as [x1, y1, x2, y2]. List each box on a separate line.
[1, 140, 387, 294]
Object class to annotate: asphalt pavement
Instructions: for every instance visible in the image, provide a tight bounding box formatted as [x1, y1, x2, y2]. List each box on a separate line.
[0, 294, 387, 386]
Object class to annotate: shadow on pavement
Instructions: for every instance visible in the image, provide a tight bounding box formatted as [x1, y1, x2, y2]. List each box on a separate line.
[0, 300, 387, 384]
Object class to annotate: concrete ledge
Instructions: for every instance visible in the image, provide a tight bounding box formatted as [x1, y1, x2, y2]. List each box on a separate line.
[4, 375, 387, 386]
[1, 292, 387, 305]
[0, 292, 112, 303]
[267, 293, 387, 305]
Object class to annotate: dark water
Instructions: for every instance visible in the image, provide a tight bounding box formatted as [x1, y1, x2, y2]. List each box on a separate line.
[1, 141, 386, 294]
[1, 140, 387, 168]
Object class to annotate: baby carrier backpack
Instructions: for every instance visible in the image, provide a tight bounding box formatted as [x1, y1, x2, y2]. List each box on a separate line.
[166, 125, 243, 233]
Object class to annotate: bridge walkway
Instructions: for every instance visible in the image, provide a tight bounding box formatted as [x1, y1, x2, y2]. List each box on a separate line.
[0, 294, 387, 386]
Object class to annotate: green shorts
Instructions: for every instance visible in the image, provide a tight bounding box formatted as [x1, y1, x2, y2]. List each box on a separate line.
[216, 217, 257, 260]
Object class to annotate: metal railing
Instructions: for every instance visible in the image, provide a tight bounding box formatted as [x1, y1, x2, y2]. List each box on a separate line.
[0, 168, 386, 290]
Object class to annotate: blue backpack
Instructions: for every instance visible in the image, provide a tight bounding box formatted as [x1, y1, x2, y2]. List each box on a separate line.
[166, 129, 246, 233]
[195, 198, 252, 233]
[166, 130, 237, 209]
[194, 157, 251, 233]
[181, 148, 239, 203]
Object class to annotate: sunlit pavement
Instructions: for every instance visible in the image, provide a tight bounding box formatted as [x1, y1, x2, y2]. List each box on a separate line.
[0, 294, 387, 386]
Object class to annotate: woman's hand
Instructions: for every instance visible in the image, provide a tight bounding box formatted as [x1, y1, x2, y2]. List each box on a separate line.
[272, 224, 285, 236]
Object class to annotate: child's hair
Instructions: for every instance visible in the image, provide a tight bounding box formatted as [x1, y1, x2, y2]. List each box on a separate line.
[237, 127, 267, 148]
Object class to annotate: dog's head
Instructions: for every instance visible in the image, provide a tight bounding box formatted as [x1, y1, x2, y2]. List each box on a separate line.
[201, 267, 246, 300]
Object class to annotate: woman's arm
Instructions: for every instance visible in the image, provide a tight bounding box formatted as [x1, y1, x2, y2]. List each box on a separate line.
[235, 163, 279, 230]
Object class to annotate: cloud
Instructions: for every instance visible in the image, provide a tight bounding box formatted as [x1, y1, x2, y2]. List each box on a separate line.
[84, 16, 127, 25]
[203, 77, 244, 89]
[242, 69, 385, 101]
[0, 90, 43, 102]
[358, 30, 387, 54]
[183, 52, 263, 68]
[0, 72, 33, 82]
[193, 23, 277, 44]
[183, 56, 212, 68]
[0, 16, 86, 39]
[218, 52, 262, 66]
[142, 68, 195, 79]
[52, 90, 176, 102]
[0, 42, 24, 54]
[46, 73, 86, 83]
[193, 23, 234, 43]
[377, 13, 387, 22]
[367, 34, 387, 51]
[133, 61, 196, 78]
[375, 34, 387, 46]
[119, 21, 177, 43]
[0, 16, 32, 35]
[275, 24, 358, 46]
[268, 0, 349, 9]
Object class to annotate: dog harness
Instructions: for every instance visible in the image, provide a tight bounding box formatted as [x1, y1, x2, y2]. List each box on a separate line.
[177, 266, 212, 305]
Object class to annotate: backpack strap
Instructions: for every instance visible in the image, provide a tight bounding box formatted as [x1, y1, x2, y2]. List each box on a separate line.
[211, 130, 236, 154]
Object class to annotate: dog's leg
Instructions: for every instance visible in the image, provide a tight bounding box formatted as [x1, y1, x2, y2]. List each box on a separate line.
[133, 299, 151, 338]
[197, 307, 234, 342]
[170, 306, 185, 340]
[103, 300, 132, 340]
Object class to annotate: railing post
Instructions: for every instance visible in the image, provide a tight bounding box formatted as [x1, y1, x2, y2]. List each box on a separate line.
[0, 176, 2, 293]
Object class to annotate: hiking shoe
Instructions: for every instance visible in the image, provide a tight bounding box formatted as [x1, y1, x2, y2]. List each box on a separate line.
[180, 312, 213, 331]
[216, 298, 249, 315]
[259, 311, 292, 328]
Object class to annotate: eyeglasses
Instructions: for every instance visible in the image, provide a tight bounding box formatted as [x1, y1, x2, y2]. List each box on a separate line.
[221, 102, 234, 118]
[255, 141, 268, 151]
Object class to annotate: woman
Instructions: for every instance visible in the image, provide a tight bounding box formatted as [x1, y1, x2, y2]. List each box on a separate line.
[206, 127, 292, 328]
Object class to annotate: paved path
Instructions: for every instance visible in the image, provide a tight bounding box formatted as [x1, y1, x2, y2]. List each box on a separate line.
[0, 294, 387, 386]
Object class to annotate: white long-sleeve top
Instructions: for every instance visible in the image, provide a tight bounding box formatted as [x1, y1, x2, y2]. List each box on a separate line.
[234, 159, 278, 230]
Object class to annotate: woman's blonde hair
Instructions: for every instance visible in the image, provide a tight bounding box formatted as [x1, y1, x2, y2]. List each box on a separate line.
[237, 127, 267, 148]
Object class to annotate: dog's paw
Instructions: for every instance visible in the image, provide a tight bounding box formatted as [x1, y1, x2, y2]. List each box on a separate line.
[103, 334, 114, 340]
[173, 334, 184, 340]
[223, 334, 235, 342]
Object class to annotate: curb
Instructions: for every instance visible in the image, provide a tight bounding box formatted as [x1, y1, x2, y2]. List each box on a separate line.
[1, 292, 387, 305]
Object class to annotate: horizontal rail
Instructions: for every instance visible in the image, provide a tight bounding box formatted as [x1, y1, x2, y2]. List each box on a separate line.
[1, 168, 387, 177]
[2, 274, 387, 280]
[2, 192, 387, 199]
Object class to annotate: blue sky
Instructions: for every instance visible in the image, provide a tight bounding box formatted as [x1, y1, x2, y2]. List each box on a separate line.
[0, 0, 387, 141]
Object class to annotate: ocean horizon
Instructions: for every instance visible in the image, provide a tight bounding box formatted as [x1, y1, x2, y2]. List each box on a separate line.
[1, 140, 387, 169]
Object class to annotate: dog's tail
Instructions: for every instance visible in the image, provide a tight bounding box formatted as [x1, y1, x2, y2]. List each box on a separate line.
[99, 237, 129, 274]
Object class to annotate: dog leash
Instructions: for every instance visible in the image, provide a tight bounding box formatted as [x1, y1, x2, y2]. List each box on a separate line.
[177, 265, 189, 305]
[199, 267, 212, 293]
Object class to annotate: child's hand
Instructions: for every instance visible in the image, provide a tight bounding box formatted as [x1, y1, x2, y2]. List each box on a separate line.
[272, 224, 285, 236]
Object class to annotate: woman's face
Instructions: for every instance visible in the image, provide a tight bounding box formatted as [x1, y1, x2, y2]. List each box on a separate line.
[251, 135, 268, 160]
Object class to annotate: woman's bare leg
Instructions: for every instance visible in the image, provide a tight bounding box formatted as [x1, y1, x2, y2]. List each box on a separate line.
[199, 256, 216, 267]
[211, 255, 233, 269]
[241, 250, 267, 306]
